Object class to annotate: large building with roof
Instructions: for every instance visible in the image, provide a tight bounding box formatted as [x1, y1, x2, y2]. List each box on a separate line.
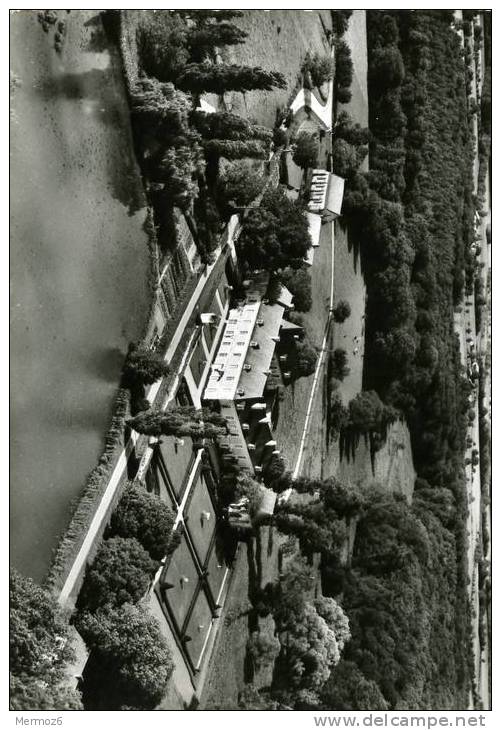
[203, 281, 300, 476]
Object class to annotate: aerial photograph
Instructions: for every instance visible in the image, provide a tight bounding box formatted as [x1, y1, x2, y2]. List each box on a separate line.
[9, 7, 491, 714]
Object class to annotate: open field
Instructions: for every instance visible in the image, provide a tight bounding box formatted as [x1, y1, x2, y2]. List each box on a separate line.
[337, 10, 369, 136]
[273, 220, 333, 477]
[213, 10, 332, 127]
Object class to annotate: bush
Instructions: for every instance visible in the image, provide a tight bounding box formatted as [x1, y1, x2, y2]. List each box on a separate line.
[109, 485, 176, 561]
[77, 537, 157, 612]
[273, 127, 288, 148]
[122, 342, 169, 388]
[138, 20, 189, 82]
[330, 393, 349, 436]
[333, 300, 351, 322]
[280, 267, 312, 311]
[331, 348, 350, 380]
[303, 52, 335, 87]
[10, 675, 83, 711]
[335, 41, 353, 87]
[247, 631, 281, 669]
[348, 390, 398, 433]
[332, 10, 353, 37]
[263, 453, 286, 487]
[336, 86, 352, 104]
[76, 604, 174, 710]
[295, 340, 318, 378]
[332, 138, 362, 178]
[293, 132, 319, 169]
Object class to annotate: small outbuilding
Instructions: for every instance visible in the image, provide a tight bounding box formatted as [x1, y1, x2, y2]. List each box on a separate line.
[308, 169, 345, 221]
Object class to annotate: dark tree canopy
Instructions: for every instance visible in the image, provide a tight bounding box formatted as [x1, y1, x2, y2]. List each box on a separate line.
[320, 660, 389, 711]
[176, 63, 287, 94]
[122, 342, 169, 388]
[77, 536, 157, 612]
[237, 188, 312, 271]
[333, 299, 351, 322]
[279, 267, 312, 312]
[10, 569, 82, 710]
[348, 390, 398, 433]
[216, 161, 264, 212]
[127, 405, 227, 439]
[293, 132, 319, 169]
[294, 340, 318, 378]
[76, 604, 174, 710]
[109, 486, 176, 561]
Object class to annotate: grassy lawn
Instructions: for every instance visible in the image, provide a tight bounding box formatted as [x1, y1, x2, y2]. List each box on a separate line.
[199, 544, 253, 708]
[164, 534, 200, 630]
[331, 222, 367, 405]
[335, 10, 369, 163]
[158, 436, 194, 501]
[273, 221, 333, 477]
[184, 589, 214, 667]
[212, 10, 332, 127]
[185, 473, 217, 565]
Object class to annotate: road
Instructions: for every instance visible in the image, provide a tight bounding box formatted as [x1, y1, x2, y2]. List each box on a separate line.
[452, 13, 491, 709]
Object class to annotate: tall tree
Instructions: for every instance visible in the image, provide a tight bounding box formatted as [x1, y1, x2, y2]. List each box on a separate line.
[122, 342, 169, 388]
[293, 132, 319, 169]
[186, 22, 248, 56]
[10, 570, 82, 710]
[76, 604, 173, 710]
[191, 110, 272, 142]
[216, 160, 264, 212]
[77, 537, 157, 612]
[109, 486, 176, 561]
[127, 405, 227, 439]
[203, 139, 268, 160]
[176, 63, 287, 94]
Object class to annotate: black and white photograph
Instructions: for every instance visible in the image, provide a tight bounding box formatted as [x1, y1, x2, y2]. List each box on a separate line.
[9, 5, 492, 718]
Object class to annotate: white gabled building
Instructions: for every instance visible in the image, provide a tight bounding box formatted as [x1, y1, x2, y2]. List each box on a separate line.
[308, 169, 345, 221]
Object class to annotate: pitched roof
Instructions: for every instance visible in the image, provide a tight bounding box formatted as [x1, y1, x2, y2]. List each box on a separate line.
[276, 284, 293, 309]
[236, 302, 285, 399]
[325, 173, 345, 216]
[203, 300, 285, 402]
[307, 211, 322, 247]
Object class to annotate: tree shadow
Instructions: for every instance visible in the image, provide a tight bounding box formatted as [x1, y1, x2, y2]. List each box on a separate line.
[35, 66, 146, 216]
[84, 346, 126, 383]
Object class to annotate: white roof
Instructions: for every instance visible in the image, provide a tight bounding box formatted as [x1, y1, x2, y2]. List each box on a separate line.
[276, 284, 294, 309]
[203, 301, 285, 401]
[307, 212, 322, 247]
[307, 169, 345, 217]
[325, 173, 345, 216]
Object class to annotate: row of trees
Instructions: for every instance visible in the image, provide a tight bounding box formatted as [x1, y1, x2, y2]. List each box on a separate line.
[127, 404, 228, 440]
[324, 10, 478, 708]
[132, 11, 287, 263]
[74, 486, 178, 710]
[250, 557, 351, 708]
